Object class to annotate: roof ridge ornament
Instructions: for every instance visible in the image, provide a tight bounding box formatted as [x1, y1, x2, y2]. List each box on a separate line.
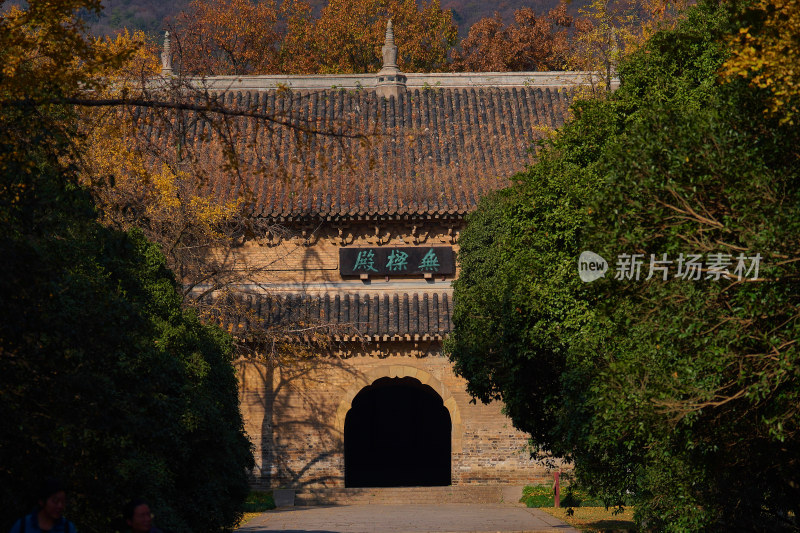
[161, 30, 173, 76]
[382, 19, 397, 69]
[376, 19, 406, 99]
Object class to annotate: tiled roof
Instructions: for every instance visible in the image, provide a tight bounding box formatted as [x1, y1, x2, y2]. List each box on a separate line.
[215, 292, 453, 341]
[143, 86, 574, 221]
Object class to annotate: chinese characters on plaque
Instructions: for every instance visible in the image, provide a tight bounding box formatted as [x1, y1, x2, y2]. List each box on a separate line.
[340, 247, 455, 276]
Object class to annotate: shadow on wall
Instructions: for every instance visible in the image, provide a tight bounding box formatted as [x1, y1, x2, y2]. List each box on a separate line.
[240, 356, 363, 489]
[239, 359, 455, 489]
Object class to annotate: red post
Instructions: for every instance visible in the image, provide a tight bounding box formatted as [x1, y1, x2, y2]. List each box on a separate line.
[553, 471, 561, 508]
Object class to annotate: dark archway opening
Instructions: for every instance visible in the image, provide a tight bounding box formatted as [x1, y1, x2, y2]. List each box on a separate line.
[344, 376, 451, 487]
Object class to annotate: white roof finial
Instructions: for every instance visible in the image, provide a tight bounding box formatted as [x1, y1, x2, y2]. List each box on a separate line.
[161, 31, 173, 75]
[385, 19, 395, 46]
[376, 19, 405, 99]
[381, 19, 398, 70]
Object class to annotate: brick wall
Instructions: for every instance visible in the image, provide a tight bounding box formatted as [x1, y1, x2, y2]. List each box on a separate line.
[232, 221, 560, 489]
[238, 347, 556, 489]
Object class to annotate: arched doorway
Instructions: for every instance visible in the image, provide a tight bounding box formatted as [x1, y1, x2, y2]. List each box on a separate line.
[344, 376, 451, 487]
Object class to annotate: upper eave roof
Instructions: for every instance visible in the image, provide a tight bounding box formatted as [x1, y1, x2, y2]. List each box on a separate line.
[138, 74, 583, 222]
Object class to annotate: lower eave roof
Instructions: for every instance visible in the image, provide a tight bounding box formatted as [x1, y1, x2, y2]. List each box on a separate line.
[210, 291, 453, 342]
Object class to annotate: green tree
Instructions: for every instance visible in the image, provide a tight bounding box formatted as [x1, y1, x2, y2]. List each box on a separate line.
[0, 1, 253, 531]
[447, 1, 800, 530]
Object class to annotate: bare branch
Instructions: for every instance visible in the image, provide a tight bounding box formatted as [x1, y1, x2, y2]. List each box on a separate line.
[0, 96, 369, 140]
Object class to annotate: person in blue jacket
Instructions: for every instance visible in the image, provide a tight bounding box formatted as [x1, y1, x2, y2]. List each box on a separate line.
[8, 478, 77, 533]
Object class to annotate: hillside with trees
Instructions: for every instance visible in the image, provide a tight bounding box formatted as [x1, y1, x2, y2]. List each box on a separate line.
[80, 0, 684, 80]
[106, 0, 676, 78]
[87, 0, 581, 40]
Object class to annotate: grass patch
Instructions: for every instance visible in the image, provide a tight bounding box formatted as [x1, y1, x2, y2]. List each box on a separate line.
[521, 484, 556, 507]
[540, 506, 636, 532]
[521, 484, 606, 508]
[243, 490, 276, 512]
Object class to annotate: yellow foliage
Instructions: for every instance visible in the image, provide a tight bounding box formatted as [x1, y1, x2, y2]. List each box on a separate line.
[1, 0, 136, 212]
[80, 111, 241, 240]
[569, 0, 689, 93]
[2, 1, 320, 356]
[151, 164, 183, 211]
[722, 0, 800, 123]
[0, 1, 133, 98]
[94, 29, 160, 90]
[49, 14, 244, 258]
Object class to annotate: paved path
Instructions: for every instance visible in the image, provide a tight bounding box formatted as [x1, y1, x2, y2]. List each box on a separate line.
[238, 503, 578, 533]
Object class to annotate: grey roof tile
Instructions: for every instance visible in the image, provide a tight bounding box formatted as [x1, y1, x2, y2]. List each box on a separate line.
[141, 86, 574, 221]
[210, 292, 454, 340]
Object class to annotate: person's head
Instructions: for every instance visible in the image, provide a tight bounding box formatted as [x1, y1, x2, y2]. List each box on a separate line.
[124, 498, 153, 533]
[37, 478, 67, 521]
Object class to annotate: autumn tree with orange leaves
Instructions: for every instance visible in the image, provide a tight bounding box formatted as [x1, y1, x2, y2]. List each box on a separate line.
[297, 0, 457, 73]
[450, 0, 689, 91]
[450, 2, 574, 72]
[171, 0, 457, 75]
[171, 0, 284, 75]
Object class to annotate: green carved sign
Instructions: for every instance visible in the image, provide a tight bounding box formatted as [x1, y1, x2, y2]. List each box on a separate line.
[340, 246, 455, 276]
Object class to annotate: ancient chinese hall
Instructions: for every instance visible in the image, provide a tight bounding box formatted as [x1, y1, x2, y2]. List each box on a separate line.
[161, 23, 595, 493]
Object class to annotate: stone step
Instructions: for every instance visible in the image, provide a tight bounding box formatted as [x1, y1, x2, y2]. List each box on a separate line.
[295, 485, 524, 506]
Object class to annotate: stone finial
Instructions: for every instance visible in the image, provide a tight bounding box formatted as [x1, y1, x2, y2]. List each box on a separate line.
[381, 19, 397, 69]
[376, 19, 406, 99]
[161, 31, 173, 75]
